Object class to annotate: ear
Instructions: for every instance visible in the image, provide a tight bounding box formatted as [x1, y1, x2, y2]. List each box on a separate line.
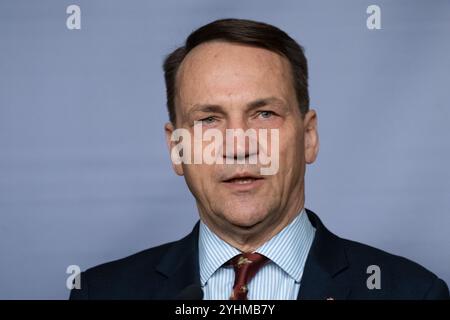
[303, 110, 319, 164]
[165, 122, 184, 176]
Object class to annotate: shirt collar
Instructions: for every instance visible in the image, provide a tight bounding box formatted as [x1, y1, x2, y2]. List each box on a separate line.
[198, 208, 316, 285]
[198, 220, 240, 286]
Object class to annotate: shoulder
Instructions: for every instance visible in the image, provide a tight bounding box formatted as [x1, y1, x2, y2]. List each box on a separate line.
[339, 236, 449, 299]
[69, 238, 183, 300]
[304, 209, 449, 299]
[87, 240, 174, 280]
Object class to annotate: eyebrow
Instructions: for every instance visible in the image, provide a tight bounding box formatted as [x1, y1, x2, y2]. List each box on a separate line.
[188, 96, 287, 115]
[247, 97, 287, 111]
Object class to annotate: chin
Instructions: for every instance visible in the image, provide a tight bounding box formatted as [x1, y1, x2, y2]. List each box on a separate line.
[222, 204, 269, 229]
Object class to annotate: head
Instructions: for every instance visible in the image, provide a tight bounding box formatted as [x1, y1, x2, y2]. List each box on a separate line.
[163, 19, 319, 249]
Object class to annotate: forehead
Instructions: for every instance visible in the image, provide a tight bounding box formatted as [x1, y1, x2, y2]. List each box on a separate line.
[175, 41, 295, 111]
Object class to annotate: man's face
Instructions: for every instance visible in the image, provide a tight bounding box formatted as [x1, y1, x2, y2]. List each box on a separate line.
[165, 41, 318, 239]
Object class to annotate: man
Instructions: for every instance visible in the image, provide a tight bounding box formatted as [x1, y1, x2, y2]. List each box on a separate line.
[70, 18, 449, 300]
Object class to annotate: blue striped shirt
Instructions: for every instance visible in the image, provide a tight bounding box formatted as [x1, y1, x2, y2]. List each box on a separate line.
[198, 208, 316, 300]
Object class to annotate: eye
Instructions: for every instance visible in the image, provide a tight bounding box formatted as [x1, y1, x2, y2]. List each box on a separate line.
[200, 116, 217, 124]
[259, 111, 274, 119]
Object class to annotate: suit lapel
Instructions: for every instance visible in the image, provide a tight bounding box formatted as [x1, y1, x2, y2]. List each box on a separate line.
[298, 209, 352, 300]
[155, 223, 201, 299]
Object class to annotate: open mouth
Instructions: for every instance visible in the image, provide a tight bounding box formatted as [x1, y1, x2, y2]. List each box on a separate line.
[223, 177, 263, 184]
[221, 172, 265, 190]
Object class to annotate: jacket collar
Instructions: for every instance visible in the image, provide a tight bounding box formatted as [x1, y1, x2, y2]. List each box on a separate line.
[297, 209, 351, 300]
[155, 223, 201, 299]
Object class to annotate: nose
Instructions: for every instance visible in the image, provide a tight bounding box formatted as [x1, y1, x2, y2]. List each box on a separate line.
[222, 117, 258, 163]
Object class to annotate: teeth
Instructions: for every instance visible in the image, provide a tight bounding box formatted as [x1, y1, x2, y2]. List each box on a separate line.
[231, 178, 255, 184]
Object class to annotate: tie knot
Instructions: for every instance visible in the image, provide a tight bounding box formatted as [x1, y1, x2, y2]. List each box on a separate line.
[228, 252, 269, 300]
[229, 252, 268, 270]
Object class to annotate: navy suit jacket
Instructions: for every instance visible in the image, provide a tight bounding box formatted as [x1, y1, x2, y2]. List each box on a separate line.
[70, 209, 449, 300]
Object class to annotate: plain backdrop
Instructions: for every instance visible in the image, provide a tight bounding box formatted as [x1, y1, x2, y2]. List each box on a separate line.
[0, 0, 449, 299]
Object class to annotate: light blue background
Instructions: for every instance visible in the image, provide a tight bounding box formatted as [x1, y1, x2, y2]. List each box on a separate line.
[0, 0, 449, 299]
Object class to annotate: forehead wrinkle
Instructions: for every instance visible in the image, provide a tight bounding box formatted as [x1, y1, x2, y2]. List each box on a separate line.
[175, 41, 297, 121]
[180, 42, 288, 84]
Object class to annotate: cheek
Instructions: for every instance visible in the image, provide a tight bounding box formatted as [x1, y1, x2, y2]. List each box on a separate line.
[276, 128, 305, 179]
[183, 164, 216, 193]
[279, 128, 304, 160]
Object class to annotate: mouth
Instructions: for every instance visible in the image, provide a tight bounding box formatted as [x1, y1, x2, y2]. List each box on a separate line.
[223, 177, 262, 184]
[221, 173, 265, 190]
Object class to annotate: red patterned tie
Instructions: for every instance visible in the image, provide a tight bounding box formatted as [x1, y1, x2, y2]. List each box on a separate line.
[228, 252, 269, 300]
